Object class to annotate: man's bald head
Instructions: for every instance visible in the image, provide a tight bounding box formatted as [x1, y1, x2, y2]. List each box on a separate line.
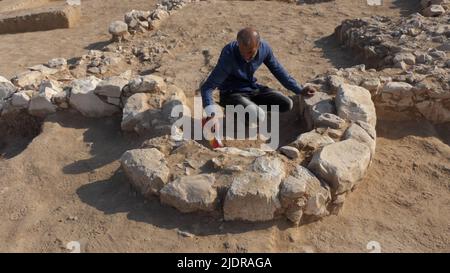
[237, 27, 260, 48]
[237, 27, 260, 62]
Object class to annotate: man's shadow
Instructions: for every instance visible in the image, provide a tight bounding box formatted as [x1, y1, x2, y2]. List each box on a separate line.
[59, 111, 146, 175]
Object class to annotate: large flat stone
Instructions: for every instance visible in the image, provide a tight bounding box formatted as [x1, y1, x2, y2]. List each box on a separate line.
[223, 172, 282, 222]
[343, 122, 376, 157]
[28, 87, 58, 117]
[160, 174, 217, 213]
[223, 155, 286, 222]
[69, 76, 120, 117]
[121, 92, 162, 132]
[290, 130, 335, 152]
[336, 84, 377, 127]
[299, 91, 335, 131]
[94, 76, 128, 98]
[120, 148, 170, 197]
[308, 139, 372, 194]
[127, 75, 167, 94]
[0, 76, 16, 100]
[280, 165, 331, 224]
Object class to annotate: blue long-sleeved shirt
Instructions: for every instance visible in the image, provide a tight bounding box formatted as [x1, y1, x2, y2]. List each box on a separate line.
[200, 39, 304, 109]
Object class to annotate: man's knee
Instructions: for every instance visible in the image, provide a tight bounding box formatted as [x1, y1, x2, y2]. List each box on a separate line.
[220, 92, 248, 108]
[275, 96, 293, 112]
[280, 96, 294, 112]
[259, 88, 293, 112]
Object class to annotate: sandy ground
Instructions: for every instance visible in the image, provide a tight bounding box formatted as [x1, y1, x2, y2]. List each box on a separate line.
[1, 0, 449, 252]
[0, 0, 157, 78]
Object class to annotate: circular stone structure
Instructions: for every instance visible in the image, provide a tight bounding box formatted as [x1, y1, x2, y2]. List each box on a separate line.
[117, 71, 377, 225]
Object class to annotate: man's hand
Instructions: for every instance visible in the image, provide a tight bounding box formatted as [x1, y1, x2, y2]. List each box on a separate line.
[202, 115, 223, 148]
[203, 115, 220, 133]
[302, 85, 317, 97]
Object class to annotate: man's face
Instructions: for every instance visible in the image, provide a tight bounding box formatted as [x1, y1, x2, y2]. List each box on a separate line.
[238, 42, 259, 62]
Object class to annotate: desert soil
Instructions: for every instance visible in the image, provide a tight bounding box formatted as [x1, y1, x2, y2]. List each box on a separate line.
[0, 0, 449, 252]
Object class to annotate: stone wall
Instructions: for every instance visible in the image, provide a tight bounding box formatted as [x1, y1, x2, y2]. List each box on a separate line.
[335, 13, 450, 123]
[420, 0, 449, 17]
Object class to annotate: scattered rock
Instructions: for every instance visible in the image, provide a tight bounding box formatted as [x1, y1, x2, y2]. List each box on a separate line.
[308, 139, 372, 194]
[11, 70, 44, 89]
[87, 66, 101, 74]
[429, 49, 446, 60]
[304, 190, 330, 217]
[69, 77, 120, 117]
[150, 8, 169, 21]
[11, 92, 30, 108]
[120, 148, 170, 197]
[161, 85, 188, 124]
[141, 135, 178, 154]
[393, 52, 416, 65]
[0, 76, 16, 100]
[381, 81, 413, 98]
[94, 76, 128, 98]
[28, 87, 58, 117]
[215, 147, 266, 157]
[327, 75, 346, 93]
[28, 64, 58, 75]
[252, 155, 286, 180]
[336, 84, 377, 127]
[160, 174, 218, 213]
[280, 165, 330, 223]
[343, 122, 376, 157]
[300, 91, 335, 130]
[177, 229, 195, 238]
[39, 79, 62, 94]
[47, 58, 67, 69]
[279, 146, 300, 159]
[291, 130, 335, 151]
[416, 53, 433, 64]
[280, 172, 308, 205]
[361, 78, 381, 94]
[422, 4, 446, 17]
[121, 92, 162, 132]
[127, 75, 167, 94]
[109, 21, 129, 42]
[315, 113, 346, 129]
[223, 171, 283, 222]
[148, 19, 162, 30]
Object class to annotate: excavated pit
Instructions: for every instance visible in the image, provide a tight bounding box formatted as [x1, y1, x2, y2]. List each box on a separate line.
[0, 110, 42, 159]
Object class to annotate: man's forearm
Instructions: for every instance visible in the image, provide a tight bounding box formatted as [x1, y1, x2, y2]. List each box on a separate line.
[200, 86, 217, 117]
[201, 87, 214, 108]
[291, 82, 304, 95]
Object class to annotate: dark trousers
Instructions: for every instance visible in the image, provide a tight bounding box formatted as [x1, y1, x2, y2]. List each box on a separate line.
[218, 86, 293, 113]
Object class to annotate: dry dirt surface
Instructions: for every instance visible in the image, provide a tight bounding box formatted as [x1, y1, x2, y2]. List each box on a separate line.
[1, 0, 449, 252]
[0, 0, 157, 78]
